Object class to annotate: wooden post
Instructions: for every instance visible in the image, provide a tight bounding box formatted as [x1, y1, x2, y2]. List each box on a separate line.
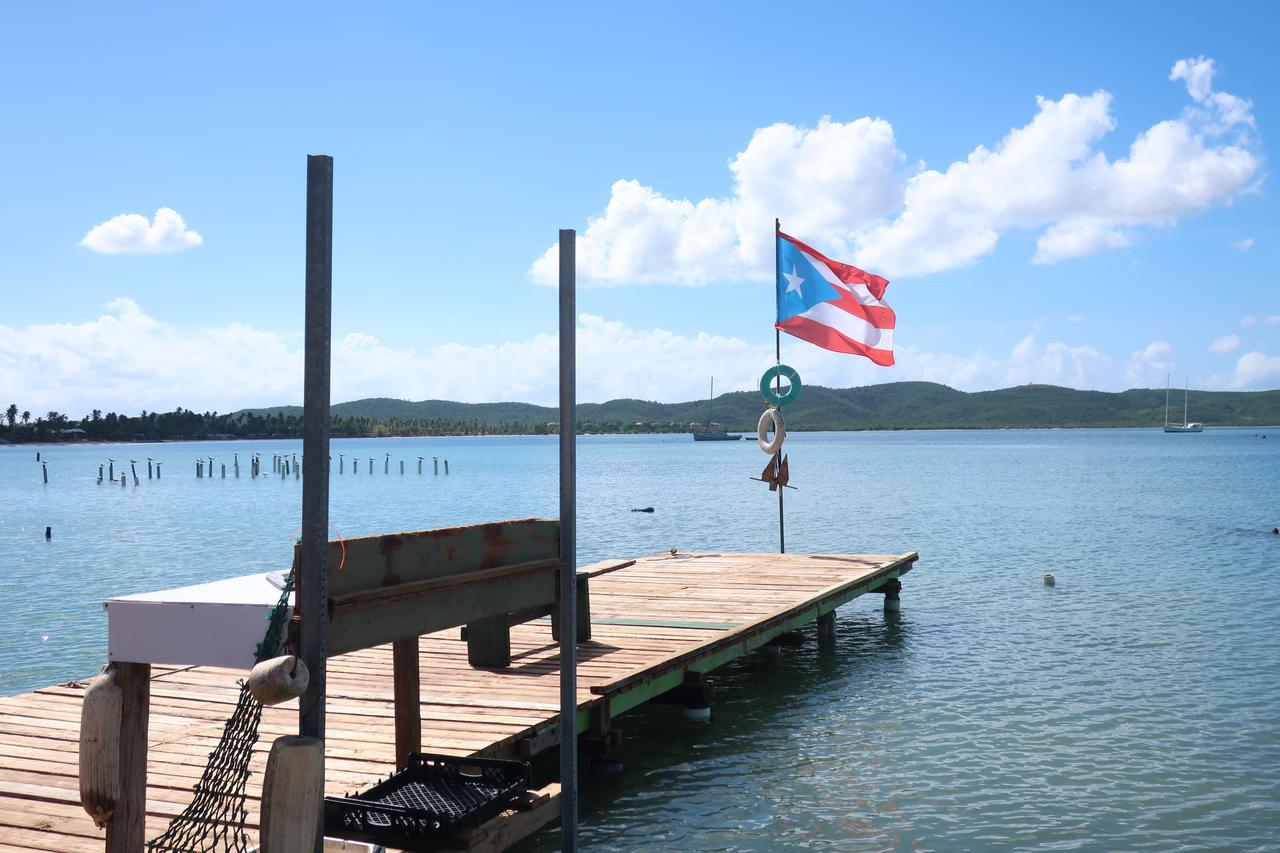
[42, 462, 48, 484]
[105, 662, 149, 852]
[551, 575, 591, 643]
[466, 615, 511, 668]
[400, 460, 404, 475]
[392, 638, 421, 768]
[817, 610, 836, 638]
[444, 459, 449, 475]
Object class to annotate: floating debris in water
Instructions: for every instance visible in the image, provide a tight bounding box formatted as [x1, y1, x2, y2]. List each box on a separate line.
[1043, 572, 1056, 586]
[631, 507, 655, 513]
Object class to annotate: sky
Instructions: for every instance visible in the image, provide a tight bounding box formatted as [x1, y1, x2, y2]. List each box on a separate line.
[0, 1, 1277, 417]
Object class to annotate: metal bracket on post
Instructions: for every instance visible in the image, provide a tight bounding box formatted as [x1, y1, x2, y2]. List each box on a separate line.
[558, 228, 578, 851]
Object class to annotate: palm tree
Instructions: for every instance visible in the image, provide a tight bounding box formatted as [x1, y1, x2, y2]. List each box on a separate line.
[21, 411, 30, 425]
[5, 404, 16, 428]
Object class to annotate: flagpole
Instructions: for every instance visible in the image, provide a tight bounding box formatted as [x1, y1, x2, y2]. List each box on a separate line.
[775, 217, 785, 554]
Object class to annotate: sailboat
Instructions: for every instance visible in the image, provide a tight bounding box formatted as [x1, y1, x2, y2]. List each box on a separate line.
[1163, 376, 1203, 433]
[692, 377, 742, 441]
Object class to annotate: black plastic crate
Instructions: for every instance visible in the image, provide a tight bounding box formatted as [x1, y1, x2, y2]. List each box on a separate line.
[323, 752, 530, 850]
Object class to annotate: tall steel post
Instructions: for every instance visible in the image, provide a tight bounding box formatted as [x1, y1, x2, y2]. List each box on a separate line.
[557, 229, 578, 851]
[300, 155, 332, 757]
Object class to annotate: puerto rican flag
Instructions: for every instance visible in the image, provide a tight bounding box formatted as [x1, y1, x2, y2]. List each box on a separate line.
[775, 231, 895, 366]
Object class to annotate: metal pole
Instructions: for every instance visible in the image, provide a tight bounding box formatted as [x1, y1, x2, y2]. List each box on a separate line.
[775, 218, 785, 554]
[299, 155, 332, 766]
[557, 228, 578, 851]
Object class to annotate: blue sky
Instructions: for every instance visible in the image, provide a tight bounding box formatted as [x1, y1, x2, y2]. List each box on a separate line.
[0, 1, 1276, 415]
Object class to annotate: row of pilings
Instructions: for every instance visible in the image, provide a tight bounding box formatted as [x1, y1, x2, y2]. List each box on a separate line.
[30, 450, 453, 484]
[193, 452, 451, 479]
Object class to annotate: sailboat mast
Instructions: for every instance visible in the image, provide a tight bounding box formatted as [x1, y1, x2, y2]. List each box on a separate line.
[1165, 375, 1170, 428]
[1184, 379, 1189, 427]
[709, 377, 714, 424]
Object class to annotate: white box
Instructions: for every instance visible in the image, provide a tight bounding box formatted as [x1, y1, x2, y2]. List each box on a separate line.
[105, 573, 292, 670]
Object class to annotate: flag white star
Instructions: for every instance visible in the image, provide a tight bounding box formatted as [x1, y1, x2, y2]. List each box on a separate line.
[783, 264, 804, 297]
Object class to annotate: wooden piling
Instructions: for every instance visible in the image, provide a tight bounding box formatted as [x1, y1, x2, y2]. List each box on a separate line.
[400, 460, 404, 475]
[392, 638, 421, 767]
[445, 459, 450, 475]
[103, 662, 149, 853]
[42, 462, 48, 484]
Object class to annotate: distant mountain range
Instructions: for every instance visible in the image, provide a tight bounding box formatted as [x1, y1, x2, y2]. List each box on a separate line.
[237, 382, 1280, 431]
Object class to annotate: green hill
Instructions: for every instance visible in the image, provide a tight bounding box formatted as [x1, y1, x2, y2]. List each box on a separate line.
[236, 383, 1280, 432]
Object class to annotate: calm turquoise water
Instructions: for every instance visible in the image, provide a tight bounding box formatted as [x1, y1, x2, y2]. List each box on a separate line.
[2, 430, 1278, 849]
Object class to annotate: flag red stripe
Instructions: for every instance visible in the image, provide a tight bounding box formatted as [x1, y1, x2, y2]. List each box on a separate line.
[775, 316, 896, 366]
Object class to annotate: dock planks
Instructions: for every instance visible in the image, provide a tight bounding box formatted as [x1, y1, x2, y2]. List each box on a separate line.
[0, 550, 916, 851]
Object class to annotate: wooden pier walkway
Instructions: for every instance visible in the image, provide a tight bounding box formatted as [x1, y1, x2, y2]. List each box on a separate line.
[0, 549, 917, 851]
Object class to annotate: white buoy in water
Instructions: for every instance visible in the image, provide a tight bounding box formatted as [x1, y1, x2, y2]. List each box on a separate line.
[682, 706, 711, 722]
[1043, 572, 1056, 586]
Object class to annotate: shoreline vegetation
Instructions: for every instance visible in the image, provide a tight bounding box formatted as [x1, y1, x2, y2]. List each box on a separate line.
[4, 382, 1279, 444]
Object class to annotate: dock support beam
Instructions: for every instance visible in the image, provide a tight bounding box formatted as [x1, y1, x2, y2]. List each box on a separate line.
[392, 638, 421, 767]
[105, 662, 149, 853]
[557, 228, 578, 851]
[817, 610, 837, 639]
[873, 578, 902, 612]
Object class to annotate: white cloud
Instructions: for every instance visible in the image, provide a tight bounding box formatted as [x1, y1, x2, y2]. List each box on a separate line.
[1170, 56, 1255, 132]
[1065, 315, 1084, 323]
[1210, 334, 1241, 353]
[1229, 351, 1280, 389]
[1265, 315, 1280, 326]
[1124, 341, 1176, 387]
[80, 208, 203, 255]
[1231, 237, 1254, 251]
[533, 57, 1259, 285]
[1241, 315, 1258, 328]
[1034, 221, 1133, 264]
[531, 117, 906, 286]
[0, 300, 1158, 417]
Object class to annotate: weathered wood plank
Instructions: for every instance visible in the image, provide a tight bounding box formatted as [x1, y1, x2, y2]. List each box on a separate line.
[315, 518, 559, 599]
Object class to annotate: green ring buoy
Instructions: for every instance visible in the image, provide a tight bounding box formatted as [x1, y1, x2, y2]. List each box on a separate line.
[760, 364, 801, 407]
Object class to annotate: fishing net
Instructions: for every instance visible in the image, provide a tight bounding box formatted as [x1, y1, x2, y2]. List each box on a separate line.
[147, 571, 294, 852]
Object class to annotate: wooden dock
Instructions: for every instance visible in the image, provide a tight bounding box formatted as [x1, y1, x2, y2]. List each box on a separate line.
[0, 549, 917, 851]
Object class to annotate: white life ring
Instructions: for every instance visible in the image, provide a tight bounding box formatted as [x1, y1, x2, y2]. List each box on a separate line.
[757, 409, 785, 455]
